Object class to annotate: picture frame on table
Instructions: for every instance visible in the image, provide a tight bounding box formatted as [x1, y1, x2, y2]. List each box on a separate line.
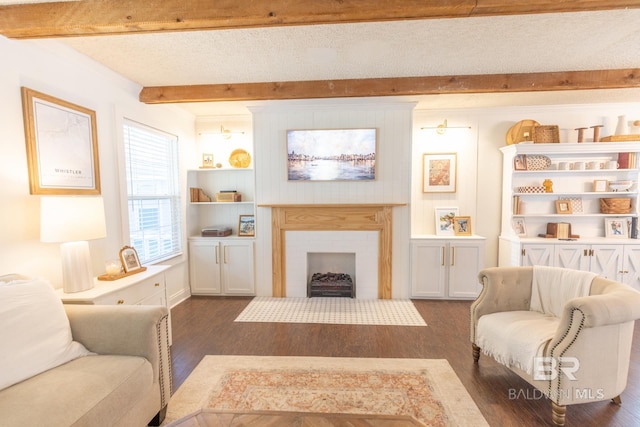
[514, 154, 527, 171]
[604, 218, 628, 238]
[238, 214, 255, 237]
[435, 207, 458, 236]
[201, 153, 214, 168]
[453, 216, 472, 236]
[423, 153, 457, 193]
[119, 245, 142, 273]
[512, 218, 527, 237]
[555, 200, 573, 214]
[593, 180, 608, 192]
[21, 87, 100, 195]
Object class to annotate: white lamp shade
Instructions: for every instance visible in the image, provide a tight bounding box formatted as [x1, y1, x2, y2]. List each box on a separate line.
[41, 196, 107, 243]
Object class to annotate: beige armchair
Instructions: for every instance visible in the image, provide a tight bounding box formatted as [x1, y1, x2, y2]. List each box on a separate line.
[470, 266, 640, 426]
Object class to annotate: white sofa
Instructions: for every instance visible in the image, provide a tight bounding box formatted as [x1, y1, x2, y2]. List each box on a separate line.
[0, 278, 172, 426]
[470, 266, 640, 426]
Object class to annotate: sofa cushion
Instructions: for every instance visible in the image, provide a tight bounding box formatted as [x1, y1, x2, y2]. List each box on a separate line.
[476, 310, 560, 375]
[0, 354, 153, 427]
[0, 279, 92, 391]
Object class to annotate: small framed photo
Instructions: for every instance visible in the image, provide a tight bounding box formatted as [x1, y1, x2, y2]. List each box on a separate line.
[514, 154, 527, 171]
[202, 153, 214, 168]
[604, 218, 628, 238]
[238, 214, 255, 237]
[555, 200, 573, 214]
[453, 216, 472, 236]
[435, 207, 459, 236]
[593, 180, 608, 192]
[512, 218, 527, 237]
[119, 245, 142, 273]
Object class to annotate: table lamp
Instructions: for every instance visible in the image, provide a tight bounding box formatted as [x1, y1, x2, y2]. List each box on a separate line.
[41, 196, 107, 293]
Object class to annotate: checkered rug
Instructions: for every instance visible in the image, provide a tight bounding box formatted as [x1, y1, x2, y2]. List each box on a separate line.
[234, 297, 426, 326]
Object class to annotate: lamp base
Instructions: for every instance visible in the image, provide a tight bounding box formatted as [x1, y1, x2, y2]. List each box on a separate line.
[60, 241, 95, 293]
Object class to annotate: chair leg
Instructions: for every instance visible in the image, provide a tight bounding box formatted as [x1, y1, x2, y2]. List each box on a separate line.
[472, 343, 480, 363]
[551, 402, 566, 426]
[611, 395, 622, 405]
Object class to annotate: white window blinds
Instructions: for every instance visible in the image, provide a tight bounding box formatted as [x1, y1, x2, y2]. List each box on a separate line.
[123, 119, 182, 264]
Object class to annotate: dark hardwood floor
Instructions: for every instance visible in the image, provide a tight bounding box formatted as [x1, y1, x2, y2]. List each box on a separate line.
[169, 297, 640, 427]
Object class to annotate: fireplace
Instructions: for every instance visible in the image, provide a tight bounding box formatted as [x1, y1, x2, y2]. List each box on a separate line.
[307, 252, 356, 298]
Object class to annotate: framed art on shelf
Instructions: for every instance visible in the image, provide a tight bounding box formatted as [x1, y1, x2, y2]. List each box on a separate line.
[604, 218, 628, 238]
[453, 216, 472, 236]
[593, 180, 608, 192]
[238, 214, 255, 237]
[423, 153, 457, 193]
[201, 153, 214, 168]
[119, 245, 143, 273]
[21, 87, 100, 195]
[555, 200, 573, 214]
[435, 207, 459, 236]
[512, 218, 527, 237]
[514, 154, 527, 171]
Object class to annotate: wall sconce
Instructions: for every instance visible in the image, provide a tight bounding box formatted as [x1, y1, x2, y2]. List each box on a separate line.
[41, 196, 107, 293]
[421, 119, 471, 134]
[199, 125, 245, 139]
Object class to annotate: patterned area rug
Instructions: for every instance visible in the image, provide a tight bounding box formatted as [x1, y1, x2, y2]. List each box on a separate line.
[162, 356, 488, 426]
[234, 297, 427, 326]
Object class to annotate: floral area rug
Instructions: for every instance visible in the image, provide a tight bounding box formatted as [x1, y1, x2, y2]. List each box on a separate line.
[162, 355, 488, 426]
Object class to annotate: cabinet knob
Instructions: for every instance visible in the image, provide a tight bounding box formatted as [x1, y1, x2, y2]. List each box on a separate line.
[117, 299, 125, 305]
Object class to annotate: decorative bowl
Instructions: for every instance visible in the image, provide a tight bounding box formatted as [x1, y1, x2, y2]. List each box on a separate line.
[608, 180, 633, 192]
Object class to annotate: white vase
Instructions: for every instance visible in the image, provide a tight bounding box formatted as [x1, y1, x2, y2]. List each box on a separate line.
[615, 115, 629, 135]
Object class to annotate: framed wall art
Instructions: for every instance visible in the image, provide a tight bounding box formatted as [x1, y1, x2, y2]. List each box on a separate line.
[423, 152, 457, 193]
[435, 207, 459, 236]
[238, 214, 255, 237]
[286, 128, 376, 181]
[21, 87, 100, 195]
[512, 218, 527, 236]
[453, 216, 472, 236]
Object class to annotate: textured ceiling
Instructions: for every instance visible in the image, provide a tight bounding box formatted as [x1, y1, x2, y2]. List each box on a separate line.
[36, 9, 640, 114]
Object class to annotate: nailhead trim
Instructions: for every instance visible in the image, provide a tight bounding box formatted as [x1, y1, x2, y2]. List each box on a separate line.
[156, 313, 172, 408]
[548, 308, 585, 403]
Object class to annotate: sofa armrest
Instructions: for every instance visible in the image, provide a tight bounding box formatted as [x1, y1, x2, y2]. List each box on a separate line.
[562, 285, 640, 329]
[64, 304, 172, 407]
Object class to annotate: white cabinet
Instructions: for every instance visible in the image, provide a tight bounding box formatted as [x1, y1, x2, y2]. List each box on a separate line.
[411, 237, 485, 299]
[188, 237, 255, 295]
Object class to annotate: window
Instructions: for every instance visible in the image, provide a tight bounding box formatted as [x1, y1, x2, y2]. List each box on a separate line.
[123, 119, 182, 264]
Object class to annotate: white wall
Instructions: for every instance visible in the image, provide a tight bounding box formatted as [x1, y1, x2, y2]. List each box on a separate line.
[0, 36, 194, 306]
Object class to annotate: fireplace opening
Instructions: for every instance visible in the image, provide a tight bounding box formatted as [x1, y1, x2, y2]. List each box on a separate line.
[307, 252, 355, 298]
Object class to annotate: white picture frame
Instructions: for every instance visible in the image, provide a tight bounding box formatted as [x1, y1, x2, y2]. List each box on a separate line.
[604, 218, 628, 238]
[435, 207, 459, 236]
[512, 218, 527, 237]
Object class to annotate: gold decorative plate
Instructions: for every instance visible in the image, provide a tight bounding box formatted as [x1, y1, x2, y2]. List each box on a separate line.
[229, 149, 251, 168]
[507, 119, 540, 145]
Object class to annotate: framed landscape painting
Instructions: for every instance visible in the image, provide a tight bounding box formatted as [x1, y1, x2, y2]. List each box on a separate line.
[286, 128, 376, 181]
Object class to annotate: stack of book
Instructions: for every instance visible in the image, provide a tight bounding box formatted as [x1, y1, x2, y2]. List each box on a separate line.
[617, 152, 637, 169]
[189, 187, 212, 202]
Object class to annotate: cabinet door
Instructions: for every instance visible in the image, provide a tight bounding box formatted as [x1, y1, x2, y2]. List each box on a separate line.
[448, 241, 484, 298]
[521, 244, 554, 266]
[590, 245, 623, 281]
[410, 241, 446, 298]
[555, 245, 590, 271]
[188, 240, 222, 294]
[221, 241, 255, 295]
[622, 245, 640, 290]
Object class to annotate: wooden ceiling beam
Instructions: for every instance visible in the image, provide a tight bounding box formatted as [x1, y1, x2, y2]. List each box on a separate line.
[139, 69, 640, 104]
[1, 0, 639, 39]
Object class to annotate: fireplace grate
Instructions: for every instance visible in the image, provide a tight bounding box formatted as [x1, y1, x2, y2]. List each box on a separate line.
[308, 272, 354, 298]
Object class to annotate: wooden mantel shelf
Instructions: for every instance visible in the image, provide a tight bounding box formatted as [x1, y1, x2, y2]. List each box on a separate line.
[262, 204, 405, 299]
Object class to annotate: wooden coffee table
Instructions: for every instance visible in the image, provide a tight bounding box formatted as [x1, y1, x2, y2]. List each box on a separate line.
[165, 409, 427, 426]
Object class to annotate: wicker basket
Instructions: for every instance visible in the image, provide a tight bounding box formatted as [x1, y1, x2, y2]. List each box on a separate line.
[599, 198, 632, 214]
[533, 125, 560, 143]
[600, 134, 640, 142]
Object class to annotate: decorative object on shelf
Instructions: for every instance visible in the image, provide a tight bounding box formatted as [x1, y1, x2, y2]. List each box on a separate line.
[286, 128, 376, 181]
[516, 185, 545, 193]
[572, 161, 586, 170]
[543, 179, 553, 193]
[606, 160, 619, 170]
[601, 134, 640, 142]
[512, 218, 527, 236]
[591, 125, 603, 142]
[104, 260, 122, 277]
[600, 198, 632, 214]
[608, 180, 633, 192]
[190, 187, 212, 202]
[21, 87, 100, 195]
[631, 217, 638, 239]
[538, 222, 579, 239]
[561, 197, 583, 213]
[526, 155, 551, 170]
[513, 154, 527, 170]
[575, 127, 587, 143]
[201, 153, 214, 168]
[533, 125, 560, 143]
[452, 216, 472, 236]
[119, 245, 144, 274]
[229, 148, 252, 169]
[238, 215, 255, 237]
[555, 199, 572, 214]
[422, 152, 457, 193]
[617, 152, 636, 168]
[434, 207, 458, 236]
[201, 226, 232, 237]
[215, 191, 242, 202]
[506, 119, 539, 145]
[604, 218, 628, 238]
[615, 115, 629, 135]
[593, 180, 608, 192]
[558, 161, 570, 170]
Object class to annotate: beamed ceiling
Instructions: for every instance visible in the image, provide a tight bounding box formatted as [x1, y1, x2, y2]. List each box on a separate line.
[1, 0, 640, 115]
